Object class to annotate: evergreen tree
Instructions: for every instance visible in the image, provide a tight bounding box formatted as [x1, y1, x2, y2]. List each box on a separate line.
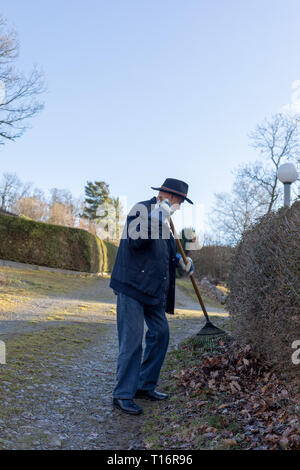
[81, 181, 111, 220]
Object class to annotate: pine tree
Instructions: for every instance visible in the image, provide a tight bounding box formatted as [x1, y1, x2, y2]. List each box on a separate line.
[81, 181, 111, 220]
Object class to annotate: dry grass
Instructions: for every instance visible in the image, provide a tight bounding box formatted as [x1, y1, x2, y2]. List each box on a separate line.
[176, 277, 224, 309]
[0, 265, 102, 313]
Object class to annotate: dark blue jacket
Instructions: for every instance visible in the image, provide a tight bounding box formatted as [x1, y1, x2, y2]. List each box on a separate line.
[109, 196, 177, 314]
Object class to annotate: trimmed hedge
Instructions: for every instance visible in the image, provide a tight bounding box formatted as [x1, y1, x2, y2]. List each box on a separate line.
[96, 238, 118, 273]
[103, 240, 118, 272]
[0, 214, 117, 273]
[226, 200, 300, 374]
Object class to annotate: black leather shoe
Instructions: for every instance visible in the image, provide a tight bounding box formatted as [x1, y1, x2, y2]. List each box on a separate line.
[134, 389, 169, 401]
[113, 398, 143, 415]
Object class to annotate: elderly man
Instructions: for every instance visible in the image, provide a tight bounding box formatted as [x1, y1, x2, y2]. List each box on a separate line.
[110, 178, 194, 415]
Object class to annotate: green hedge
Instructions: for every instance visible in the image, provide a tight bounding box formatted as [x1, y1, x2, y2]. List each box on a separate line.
[103, 240, 118, 272]
[0, 214, 117, 273]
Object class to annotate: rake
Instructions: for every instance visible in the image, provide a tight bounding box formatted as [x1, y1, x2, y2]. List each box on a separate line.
[169, 218, 226, 338]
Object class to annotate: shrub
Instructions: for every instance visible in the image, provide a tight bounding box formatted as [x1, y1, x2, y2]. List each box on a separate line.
[226, 201, 300, 373]
[103, 240, 118, 272]
[0, 214, 113, 273]
[191, 245, 235, 283]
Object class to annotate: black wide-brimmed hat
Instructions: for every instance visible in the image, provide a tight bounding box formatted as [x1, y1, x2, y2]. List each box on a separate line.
[151, 178, 193, 204]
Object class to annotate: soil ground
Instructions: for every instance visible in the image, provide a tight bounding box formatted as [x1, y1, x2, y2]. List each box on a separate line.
[0, 259, 228, 450]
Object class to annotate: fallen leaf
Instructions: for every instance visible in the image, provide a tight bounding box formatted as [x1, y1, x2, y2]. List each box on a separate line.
[222, 439, 237, 447]
[218, 404, 228, 410]
[196, 400, 208, 407]
[205, 427, 218, 433]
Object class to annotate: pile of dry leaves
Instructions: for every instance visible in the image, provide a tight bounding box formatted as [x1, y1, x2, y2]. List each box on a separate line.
[175, 338, 299, 450]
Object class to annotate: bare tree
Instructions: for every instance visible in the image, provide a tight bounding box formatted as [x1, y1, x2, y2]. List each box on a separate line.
[211, 113, 300, 245]
[15, 191, 48, 221]
[49, 188, 74, 206]
[0, 172, 32, 210]
[248, 113, 300, 213]
[48, 188, 90, 228]
[50, 188, 74, 222]
[0, 16, 44, 145]
[210, 167, 269, 245]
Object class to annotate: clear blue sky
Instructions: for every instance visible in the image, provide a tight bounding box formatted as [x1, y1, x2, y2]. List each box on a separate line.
[1, 0, 300, 234]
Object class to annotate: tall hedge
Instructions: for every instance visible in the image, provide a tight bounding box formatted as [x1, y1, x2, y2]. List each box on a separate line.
[96, 238, 118, 272]
[0, 214, 117, 273]
[226, 200, 300, 373]
[103, 240, 118, 272]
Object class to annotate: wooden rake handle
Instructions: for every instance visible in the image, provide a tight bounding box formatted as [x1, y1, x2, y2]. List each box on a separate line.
[169, 217, 210, 322]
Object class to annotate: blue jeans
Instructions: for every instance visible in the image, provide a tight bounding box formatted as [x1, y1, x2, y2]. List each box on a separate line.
[113, 292, 170, 399]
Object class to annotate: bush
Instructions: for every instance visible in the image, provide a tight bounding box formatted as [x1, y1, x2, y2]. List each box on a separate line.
[103, 240, 118, 272]
[0, 214, 116, 273]
[191, 245, 235, 283]
[226, 201, 300, 373]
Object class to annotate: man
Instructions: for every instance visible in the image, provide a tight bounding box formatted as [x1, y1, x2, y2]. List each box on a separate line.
[109, 178, 194, 415]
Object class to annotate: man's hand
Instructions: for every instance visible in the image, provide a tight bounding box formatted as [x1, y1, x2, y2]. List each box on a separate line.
[151, 198, 174, 221]
[177, 254, 194, 276]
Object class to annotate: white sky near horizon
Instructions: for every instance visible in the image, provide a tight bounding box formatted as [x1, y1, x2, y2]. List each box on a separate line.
[1, 0, 300, 238]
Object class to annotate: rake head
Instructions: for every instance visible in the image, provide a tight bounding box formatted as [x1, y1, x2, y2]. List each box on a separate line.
[196, 320, 226, 337]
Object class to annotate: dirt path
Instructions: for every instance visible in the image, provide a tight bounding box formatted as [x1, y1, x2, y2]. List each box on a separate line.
[0, 263, 228, 450]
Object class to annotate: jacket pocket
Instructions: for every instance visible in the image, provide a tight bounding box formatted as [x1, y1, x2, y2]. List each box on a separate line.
[119, 263, 163, 298]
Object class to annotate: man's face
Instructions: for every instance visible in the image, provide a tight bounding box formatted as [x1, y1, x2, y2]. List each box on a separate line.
[166, 193, 184, 211]
[157, 191, 184, 211]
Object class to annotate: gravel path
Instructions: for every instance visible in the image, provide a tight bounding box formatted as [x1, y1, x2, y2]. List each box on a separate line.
[0, 264, 228, 450]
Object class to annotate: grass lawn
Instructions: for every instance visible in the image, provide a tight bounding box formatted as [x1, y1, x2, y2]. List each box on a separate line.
[0, 265, 102, 313]
[176, 277, 225, 309]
